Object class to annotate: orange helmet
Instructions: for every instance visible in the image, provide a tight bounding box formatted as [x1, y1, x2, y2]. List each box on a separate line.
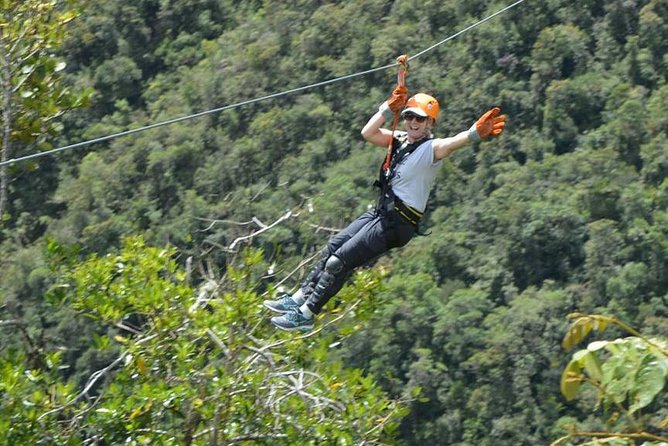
[401, 93, 440, 121]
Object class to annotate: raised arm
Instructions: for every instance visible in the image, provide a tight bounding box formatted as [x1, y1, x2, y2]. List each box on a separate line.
[361, 110, 394, 148]
[433, 107, 507, 161]
[361, 85, 408, 148]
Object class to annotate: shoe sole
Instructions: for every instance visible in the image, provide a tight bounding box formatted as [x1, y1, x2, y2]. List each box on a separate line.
[262, 301, 298, 314]
[271, 321, 314, 332]
[274, 324, 313, 331]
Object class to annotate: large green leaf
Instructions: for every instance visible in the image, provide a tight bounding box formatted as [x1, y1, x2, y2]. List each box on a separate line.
[628, 352, 668, 414]
[602, 339, 643, 405]
[580, 349, 603, 384]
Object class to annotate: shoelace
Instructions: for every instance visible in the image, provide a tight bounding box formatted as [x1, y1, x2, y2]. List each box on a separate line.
[286, 310, 303, 321]
[287, 309, 313, 323]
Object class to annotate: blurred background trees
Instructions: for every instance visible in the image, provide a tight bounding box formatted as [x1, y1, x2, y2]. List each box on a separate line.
[0, 0, 666, 444]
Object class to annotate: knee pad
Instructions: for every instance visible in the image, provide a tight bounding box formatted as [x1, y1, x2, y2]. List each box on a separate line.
[319, 247, 332, 263]
[324, 255, 344, 274]
[303, 247, 332, 287]
[313, 255, 343, 297]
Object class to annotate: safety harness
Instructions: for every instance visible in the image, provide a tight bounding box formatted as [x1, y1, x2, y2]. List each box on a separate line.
[374, 135, 430, 228]
[374, 53, 427, 229]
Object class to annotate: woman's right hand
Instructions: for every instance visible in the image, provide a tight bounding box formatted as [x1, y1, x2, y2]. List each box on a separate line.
[387, 85, 408, 114]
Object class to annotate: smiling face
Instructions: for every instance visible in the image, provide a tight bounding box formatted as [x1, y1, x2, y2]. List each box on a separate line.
[401, 93, 440, 141]
[403, 112, 432, 142]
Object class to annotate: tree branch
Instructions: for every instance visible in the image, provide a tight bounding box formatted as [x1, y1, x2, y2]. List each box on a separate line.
[0, 319, 22, 327]
[195, 217, 256, 232]
[37, 333, 158, 421]
[269, 369, 345, 415]
[227, 434, 288, 444]
[228, 210, 296, 250]
[0, 318, 37, 351]
[263, 250, 321, 296]
[206, 328, 231, 359]
[307, 223, 342, 233]
[38, 352, 128, 421]
[8, 22, 30, 56]
[550, 431, 668, 446]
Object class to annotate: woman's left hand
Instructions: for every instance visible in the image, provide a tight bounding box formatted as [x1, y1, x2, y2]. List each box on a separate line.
[470, 107, 507, 140]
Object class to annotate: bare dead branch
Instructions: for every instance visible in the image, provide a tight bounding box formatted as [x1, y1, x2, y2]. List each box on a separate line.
[362, 399, 407, 440]
[550, 431, 668, 446]
[202, 238, 236, 253]
[0, 319, 22, 327]
[307, 223, 342, 234]
[239, 343, 277, 372]
[189, 279, 218, 312]
[262, 250, 320, 296]
[185, 256, 193, 284]
[8, 23, 30, 56]
[114, 322, 142, 336]
[228, 210, 296, 250]
[38, 333, 158, 421]
[195, 217, 255, 232]
[250, 182, 270, 201]
[251, 216, 267, 228]
[270, 369, 345, 414]
[12, 64, 36, 93]
[227, 434, 288, 444]
[38, 352, 127, 421]
[206, 328, 231, 359]
[210, 388, 223, 445]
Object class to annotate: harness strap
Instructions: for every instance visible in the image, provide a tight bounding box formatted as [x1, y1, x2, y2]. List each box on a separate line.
[375, 188, 423, 228]
[382, 54, 409, 173]
[375, 135, 431, 230]
[394, 199, 423, 226]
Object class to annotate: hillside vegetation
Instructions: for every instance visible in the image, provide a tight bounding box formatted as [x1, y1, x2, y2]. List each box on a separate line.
[1, 0, 667, 444]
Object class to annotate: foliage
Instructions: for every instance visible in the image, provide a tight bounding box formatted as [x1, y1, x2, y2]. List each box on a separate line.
[0, 0, 666, 445]
[0, 0, 90, 222]
[555, 313, 668, 446]
[0, 236, 406, 444]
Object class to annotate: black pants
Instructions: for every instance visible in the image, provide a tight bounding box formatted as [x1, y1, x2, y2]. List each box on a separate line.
[301, 209, 416, 314]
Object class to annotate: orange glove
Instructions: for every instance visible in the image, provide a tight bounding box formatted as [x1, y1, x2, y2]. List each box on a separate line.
[469, 107, 507, 141]
[387, 85, 408, 114]
[379, 85, 408, 121]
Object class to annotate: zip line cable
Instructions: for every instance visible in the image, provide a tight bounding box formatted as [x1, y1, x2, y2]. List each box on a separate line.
[0, 0, 525, 168]
[410, 0, 526, 60]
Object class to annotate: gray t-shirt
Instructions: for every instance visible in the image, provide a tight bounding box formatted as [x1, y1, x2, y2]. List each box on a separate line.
[389, 139, 442, 212]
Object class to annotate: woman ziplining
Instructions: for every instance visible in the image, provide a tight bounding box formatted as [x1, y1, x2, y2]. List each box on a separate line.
[264, 55, 507, 331]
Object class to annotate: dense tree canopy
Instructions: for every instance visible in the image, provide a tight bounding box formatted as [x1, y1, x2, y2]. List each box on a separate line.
[1, 0, 667, 444]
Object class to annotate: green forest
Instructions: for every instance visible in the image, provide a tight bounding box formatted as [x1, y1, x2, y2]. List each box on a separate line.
[1, 0, 667, 444]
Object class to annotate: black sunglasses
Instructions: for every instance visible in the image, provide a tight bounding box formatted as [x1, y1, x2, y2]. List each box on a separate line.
[403, 112, 427, 123]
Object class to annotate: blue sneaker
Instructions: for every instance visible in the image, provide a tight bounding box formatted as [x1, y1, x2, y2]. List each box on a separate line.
[263, 293, 301, 314]
[271, 309, 314, 331]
